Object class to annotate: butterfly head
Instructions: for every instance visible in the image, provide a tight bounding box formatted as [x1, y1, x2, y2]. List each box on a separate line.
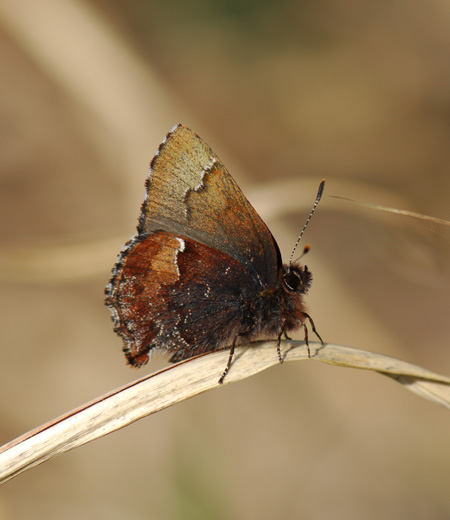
[282, 263, 312, 294]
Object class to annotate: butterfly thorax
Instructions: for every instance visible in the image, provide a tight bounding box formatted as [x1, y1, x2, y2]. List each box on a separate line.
[239, 262, 312, 340]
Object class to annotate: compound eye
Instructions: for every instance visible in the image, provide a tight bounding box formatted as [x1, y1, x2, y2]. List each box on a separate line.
[284, 270, 303, 291]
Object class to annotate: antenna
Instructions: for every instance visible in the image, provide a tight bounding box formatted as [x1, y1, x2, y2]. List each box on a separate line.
[289, 179, 326, 266]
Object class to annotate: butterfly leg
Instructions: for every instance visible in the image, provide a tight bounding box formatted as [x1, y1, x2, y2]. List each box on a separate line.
[302, 312, 324, 346]
[302, 322, 311, 358]
[277, 326, 285, 364]
[218, 337, 237, 385]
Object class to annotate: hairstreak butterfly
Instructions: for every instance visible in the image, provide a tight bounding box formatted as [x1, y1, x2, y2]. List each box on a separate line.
[105, 124, 324, 384]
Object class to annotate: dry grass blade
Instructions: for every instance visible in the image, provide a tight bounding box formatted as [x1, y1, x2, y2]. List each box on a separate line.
[0, 341, 449, 486]
[330, 195, 450, 226]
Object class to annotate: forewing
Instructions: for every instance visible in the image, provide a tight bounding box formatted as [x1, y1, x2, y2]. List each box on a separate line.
[105, 232, 257, 366]
[139, 124, 281, 287]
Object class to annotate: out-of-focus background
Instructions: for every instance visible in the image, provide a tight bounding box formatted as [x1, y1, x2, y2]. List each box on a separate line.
[0, 1, 449, 519]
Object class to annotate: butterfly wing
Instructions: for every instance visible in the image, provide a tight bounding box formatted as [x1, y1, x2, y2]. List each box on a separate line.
[106, 231, 258, 365]
[138, 124, 281, 288]
[106, 124, 283, 366]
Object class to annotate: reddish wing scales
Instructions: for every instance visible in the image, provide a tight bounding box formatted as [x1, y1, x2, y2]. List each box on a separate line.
[107, 231, 258, 365]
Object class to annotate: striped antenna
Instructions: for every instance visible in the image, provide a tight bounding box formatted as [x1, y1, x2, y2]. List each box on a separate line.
[289, 179, 326, 266]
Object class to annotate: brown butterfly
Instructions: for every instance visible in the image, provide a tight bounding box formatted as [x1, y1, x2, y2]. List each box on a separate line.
[105, 124, 324, 383]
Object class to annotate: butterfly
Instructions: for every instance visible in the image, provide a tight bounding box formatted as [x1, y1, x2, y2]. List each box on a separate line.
[105, 124, 324, 384]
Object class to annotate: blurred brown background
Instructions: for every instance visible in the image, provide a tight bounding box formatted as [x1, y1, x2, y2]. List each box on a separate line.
[0, 0, 449, 519]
